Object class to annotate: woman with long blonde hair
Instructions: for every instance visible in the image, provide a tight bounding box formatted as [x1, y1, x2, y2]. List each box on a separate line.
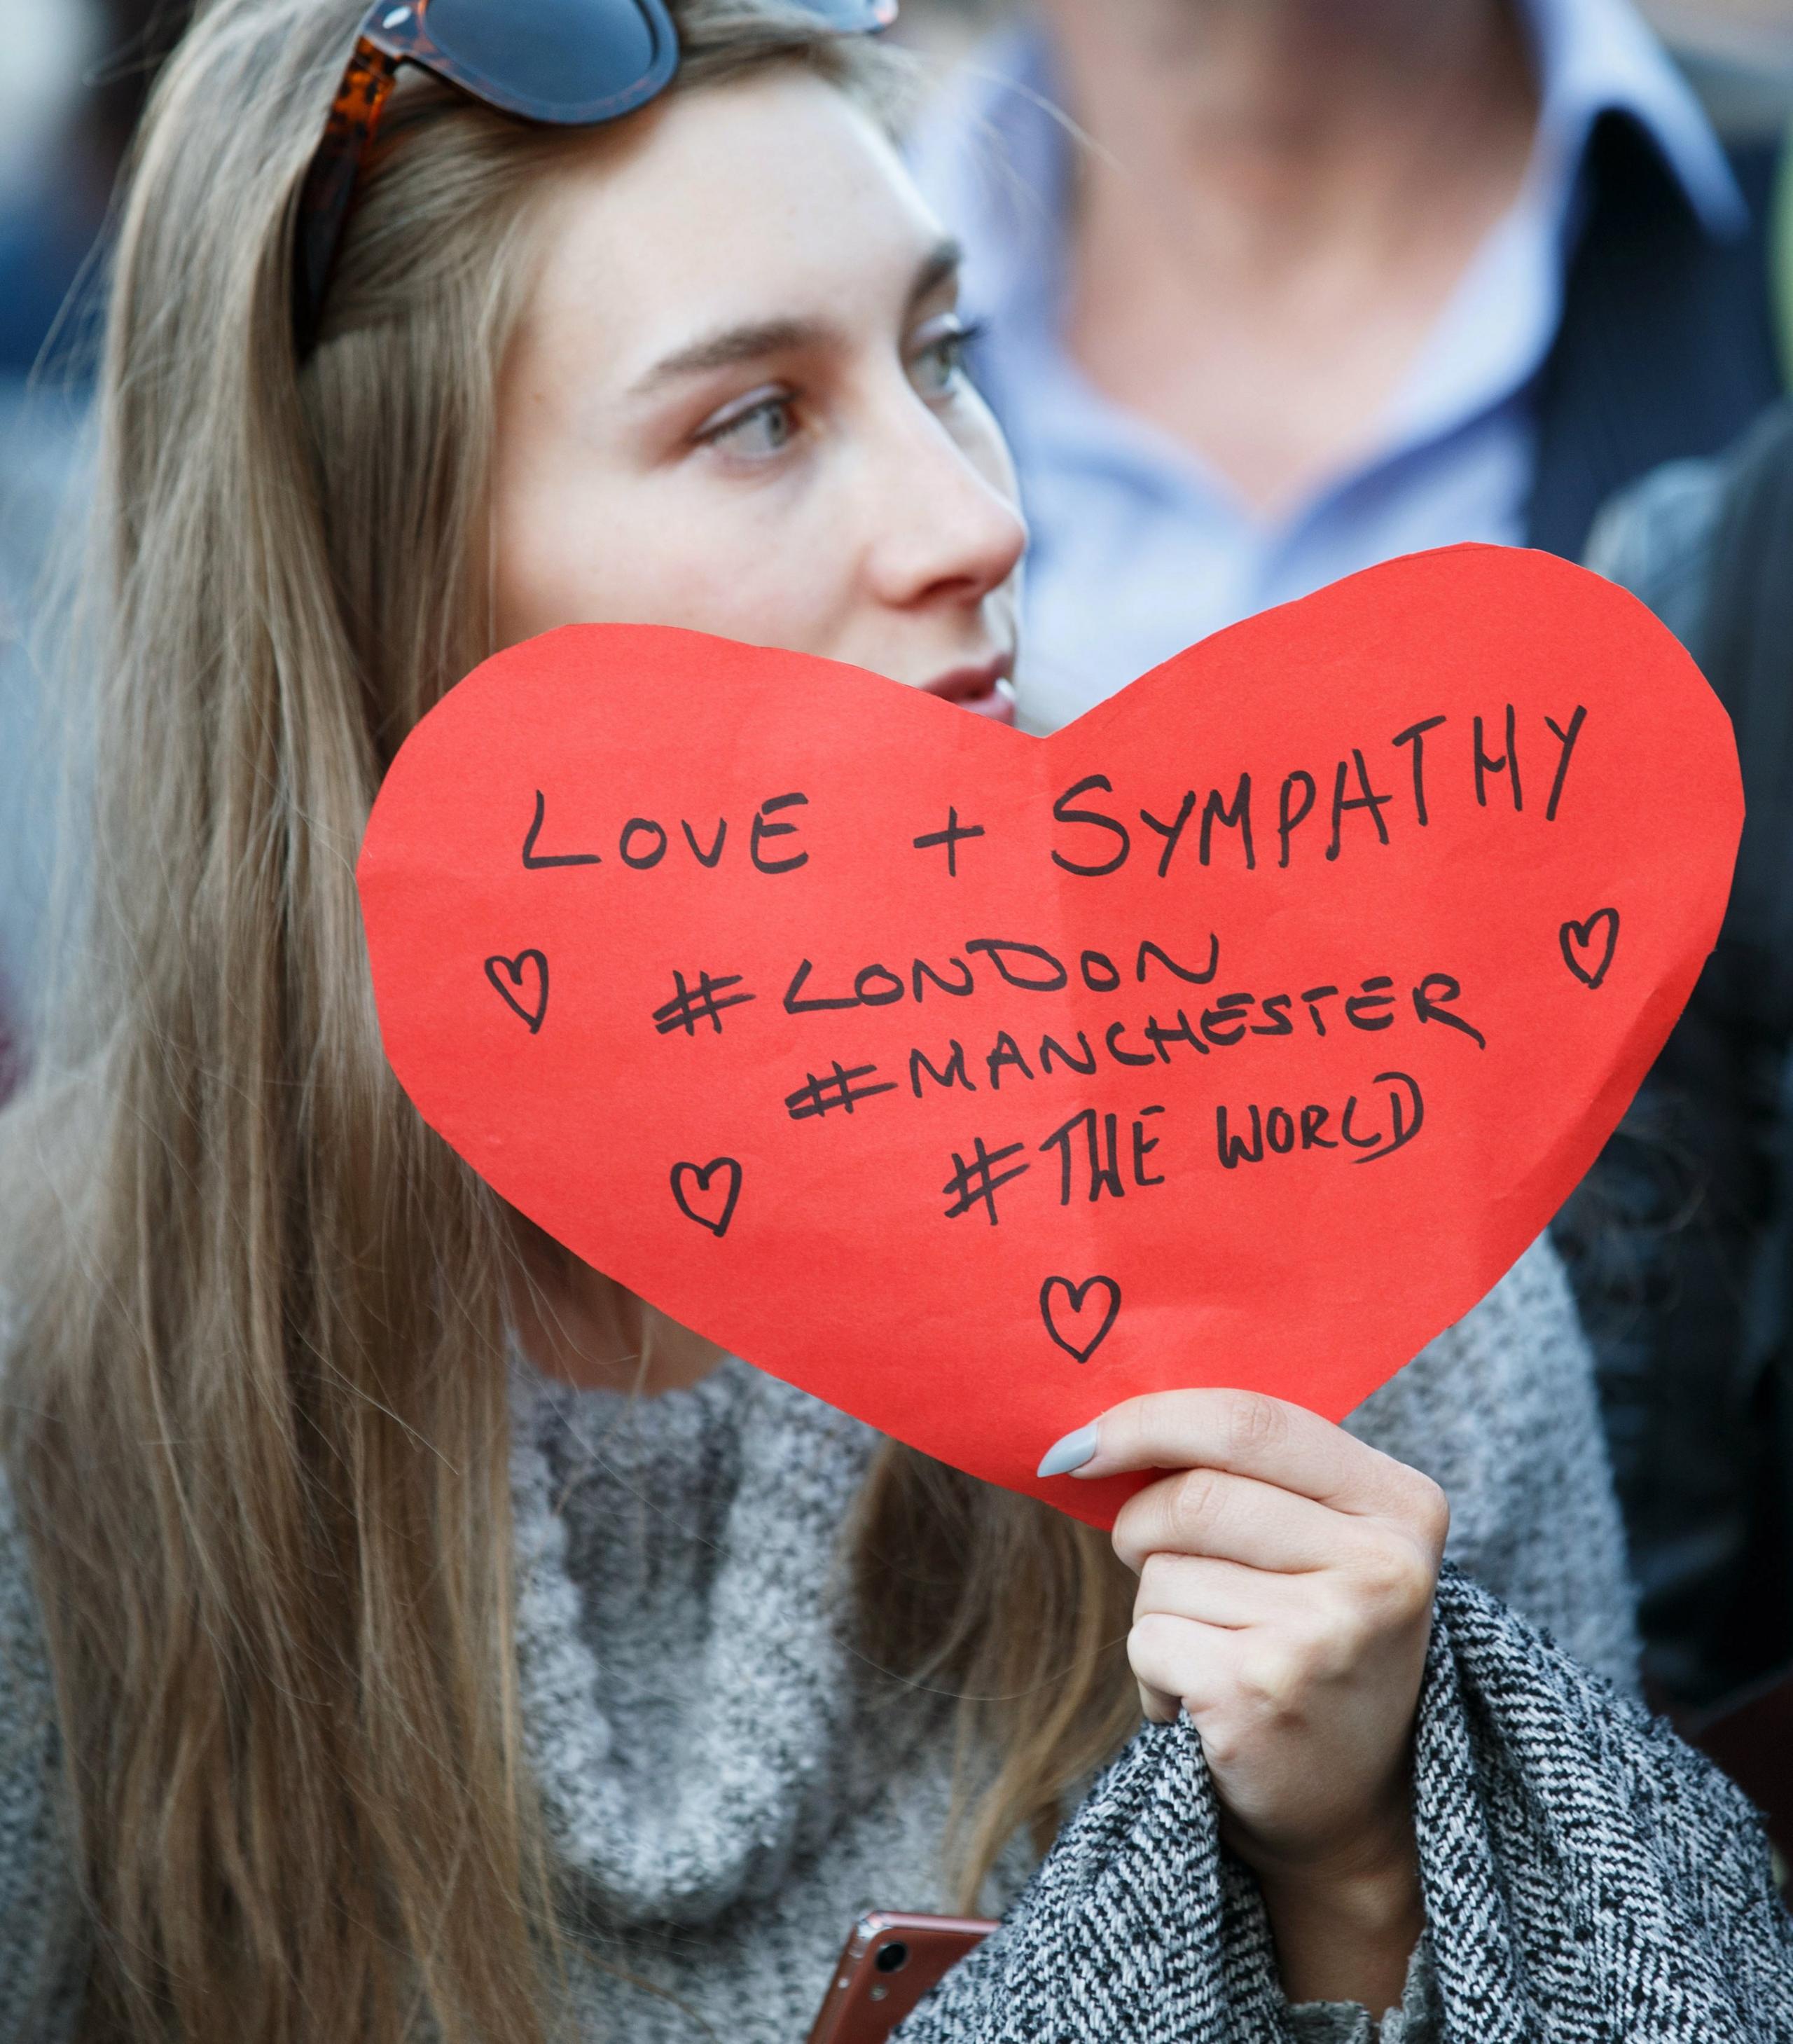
[1, 4, 1783, 2042]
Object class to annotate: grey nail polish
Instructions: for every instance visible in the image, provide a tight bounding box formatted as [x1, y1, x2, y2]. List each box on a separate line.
[1037, 1421, 1100, 1479]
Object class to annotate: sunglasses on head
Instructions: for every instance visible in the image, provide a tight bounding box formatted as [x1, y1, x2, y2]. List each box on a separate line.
[293, 0, 897, 356]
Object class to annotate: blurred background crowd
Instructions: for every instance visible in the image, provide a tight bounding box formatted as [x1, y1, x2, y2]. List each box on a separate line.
[6, 0, 1793, 1850]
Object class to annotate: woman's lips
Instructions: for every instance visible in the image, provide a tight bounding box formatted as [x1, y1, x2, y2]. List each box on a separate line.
[922, 654, 1017, 725]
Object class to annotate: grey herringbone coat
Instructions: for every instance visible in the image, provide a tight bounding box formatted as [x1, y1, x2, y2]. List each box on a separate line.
[899, 1566, 1793, 2042]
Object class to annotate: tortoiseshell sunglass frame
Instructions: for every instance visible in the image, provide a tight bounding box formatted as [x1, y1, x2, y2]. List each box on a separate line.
[293, 30, 398, 352]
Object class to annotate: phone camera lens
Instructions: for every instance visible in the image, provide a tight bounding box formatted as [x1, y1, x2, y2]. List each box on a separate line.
[875, 1942, 909, 1974]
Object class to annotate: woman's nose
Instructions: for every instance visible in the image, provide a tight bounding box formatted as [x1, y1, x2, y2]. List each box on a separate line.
[864, 408, 1029, 614]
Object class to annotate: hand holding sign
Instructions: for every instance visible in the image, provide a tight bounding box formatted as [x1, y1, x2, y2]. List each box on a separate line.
[357, 546, 1740, 1527]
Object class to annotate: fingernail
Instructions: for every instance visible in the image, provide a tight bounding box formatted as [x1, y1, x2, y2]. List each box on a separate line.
[1037, 1421, 1100, 1479]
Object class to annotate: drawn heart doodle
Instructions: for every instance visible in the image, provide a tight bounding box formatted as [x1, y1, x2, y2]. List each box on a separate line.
[484, 950, 548, 1033]
[1560, 909, 1620, 989]
[359, 547, 1740, 1525]
[671, 1157, 742, 1238]
[1041, 1276, 1121, 1363]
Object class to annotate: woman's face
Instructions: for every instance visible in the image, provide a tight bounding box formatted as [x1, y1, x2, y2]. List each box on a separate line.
[492, 68, 1026, 722]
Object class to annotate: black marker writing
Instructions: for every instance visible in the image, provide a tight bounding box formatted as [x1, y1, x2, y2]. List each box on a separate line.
[652, 969, 754, 1037]
[1392, 715, 1447, 827]
[751, 792, 809, 874]
[784, 1060, 898, 1121]
[1544, 706, 1588, 822]
[913, 806, 985, 877]
[1051, 774, 1130, 877]
[1474, 705, 1522, 811]
[941, 1137, 1030, 1224]
[521, 792, 600, 869]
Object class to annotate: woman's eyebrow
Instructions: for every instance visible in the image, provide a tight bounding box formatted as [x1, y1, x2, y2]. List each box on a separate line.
[629, 239, 965, 396]
[632, 317, 824, 394]
[906, 237, 963, 312]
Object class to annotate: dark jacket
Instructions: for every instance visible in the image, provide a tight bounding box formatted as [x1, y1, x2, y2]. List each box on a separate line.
[1525, 111, 1784, 562]
[1566, 401, 1793, 1711]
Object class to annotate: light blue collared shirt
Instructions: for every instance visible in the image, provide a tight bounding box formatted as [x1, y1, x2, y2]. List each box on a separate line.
[908, 0, 1746, 731]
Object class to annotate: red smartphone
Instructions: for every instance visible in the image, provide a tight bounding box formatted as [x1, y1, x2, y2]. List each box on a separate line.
[805, 1910, 995, 2044]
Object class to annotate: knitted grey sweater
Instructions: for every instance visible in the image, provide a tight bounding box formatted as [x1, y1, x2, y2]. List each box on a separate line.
[0, 1238, 1642, 2040]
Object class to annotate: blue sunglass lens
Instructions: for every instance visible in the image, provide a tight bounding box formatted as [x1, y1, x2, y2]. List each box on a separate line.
[422, 0, 673, 114]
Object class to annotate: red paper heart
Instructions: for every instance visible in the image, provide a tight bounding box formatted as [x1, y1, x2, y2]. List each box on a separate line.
[358, 546, 1739, 1525]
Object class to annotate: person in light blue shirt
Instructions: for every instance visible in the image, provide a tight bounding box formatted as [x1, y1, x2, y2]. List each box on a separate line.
[908, 0, 1782, 730]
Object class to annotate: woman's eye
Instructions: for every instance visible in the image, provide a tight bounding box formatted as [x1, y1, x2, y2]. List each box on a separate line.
[700, 392, 798, 459]
[911, 319, 983, 401]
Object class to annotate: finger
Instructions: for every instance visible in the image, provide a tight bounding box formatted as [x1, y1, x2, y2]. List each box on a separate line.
[1134, 1550, 1312, 1631]
[1137, 1674, 1179, 1725]
[1113, 1463, 1365, 1575]
[1043, 1387, 1444, 1526]
[1135, 1547, 1439, 1672]
[1127, 1609, 1246, 1718]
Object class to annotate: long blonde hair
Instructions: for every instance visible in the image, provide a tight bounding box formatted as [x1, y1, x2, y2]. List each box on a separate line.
[0, 3, 1137, 2038]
